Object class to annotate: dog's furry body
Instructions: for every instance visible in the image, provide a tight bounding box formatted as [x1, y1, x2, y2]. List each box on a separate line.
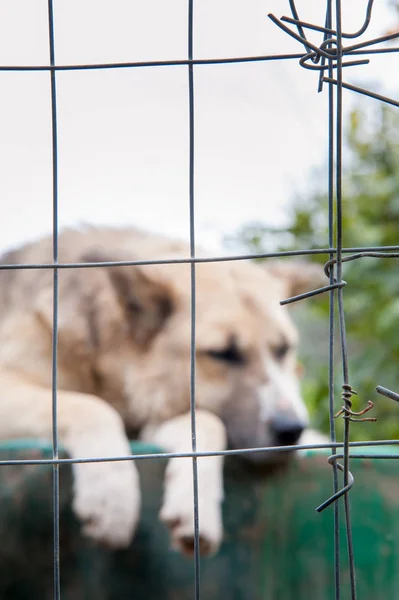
[0, 227, 323, 555]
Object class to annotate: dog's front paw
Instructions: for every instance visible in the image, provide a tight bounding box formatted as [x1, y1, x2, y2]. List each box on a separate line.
[160, 460, 223, 557]
[72, 459, 141, 549]
[160, 496, 222, 557]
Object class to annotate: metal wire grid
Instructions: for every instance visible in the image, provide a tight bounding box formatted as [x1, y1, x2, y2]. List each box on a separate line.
[1, 1, 399, 599]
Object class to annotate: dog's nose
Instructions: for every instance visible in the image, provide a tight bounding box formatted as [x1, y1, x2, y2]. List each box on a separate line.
[270, 414, 305, 446]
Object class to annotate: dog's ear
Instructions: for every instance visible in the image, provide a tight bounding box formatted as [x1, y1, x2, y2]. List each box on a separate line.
[262, 261, 326, 300]
[82, 251, 175, 347]
[35, 251, 175, 354]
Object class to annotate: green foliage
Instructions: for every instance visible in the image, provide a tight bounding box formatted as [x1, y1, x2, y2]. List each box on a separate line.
[231, 105, 399, 441]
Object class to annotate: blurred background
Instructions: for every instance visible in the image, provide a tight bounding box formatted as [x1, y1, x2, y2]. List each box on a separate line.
[0, 0, 398, 440]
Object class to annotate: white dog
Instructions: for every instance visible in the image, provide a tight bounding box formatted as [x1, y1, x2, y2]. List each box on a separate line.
[0, 227, 324, 555]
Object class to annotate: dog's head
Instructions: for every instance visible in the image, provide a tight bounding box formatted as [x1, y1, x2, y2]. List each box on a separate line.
[41, 243, 322, 465]
[188, 259, 322, 464]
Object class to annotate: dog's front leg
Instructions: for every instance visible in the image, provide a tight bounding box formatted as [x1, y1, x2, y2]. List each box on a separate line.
[141, 410, 227, 557]
[0, 370, 140, 549]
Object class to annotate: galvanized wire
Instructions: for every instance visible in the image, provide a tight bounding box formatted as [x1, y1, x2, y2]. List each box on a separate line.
[47, 0, 61, 597]
[187, 0, 202, 595]
[0, 1, 399, 599]
[1, 246, 399, 271]
[0, 46, 397, 73]
[334, 1, 357, 595]
[268, 2, 399, 598]
[324, 0, 341, 594]
[2, 438, 399, 468]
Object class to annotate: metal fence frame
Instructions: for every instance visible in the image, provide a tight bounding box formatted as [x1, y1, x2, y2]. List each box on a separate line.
[1, 1, 399, 599]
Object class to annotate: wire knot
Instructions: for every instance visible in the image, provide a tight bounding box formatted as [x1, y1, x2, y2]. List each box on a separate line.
[268, 0, 399, 96]
[335, 386, 377, 423]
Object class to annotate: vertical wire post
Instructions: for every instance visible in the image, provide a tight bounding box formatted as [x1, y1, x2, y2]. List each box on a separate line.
[187, 0, 201, 597]
[47, 0, 61, 598]
[334, 0, 357, 597]
[325, 0, 341, 596]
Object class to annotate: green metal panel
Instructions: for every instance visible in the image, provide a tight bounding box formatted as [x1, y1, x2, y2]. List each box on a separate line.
[0, 442, 398, 599]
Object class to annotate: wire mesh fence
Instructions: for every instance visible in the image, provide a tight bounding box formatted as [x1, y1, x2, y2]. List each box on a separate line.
[0, 1, 399, 599]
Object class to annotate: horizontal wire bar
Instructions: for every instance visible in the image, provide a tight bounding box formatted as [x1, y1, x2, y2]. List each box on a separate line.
[1, 439, 399, 467]
[324, 251, 399, 277]
[0, 46, 398, 73]
[2, 245, 399, 271]
[331, 453, 399, 460]
[0, 54, 305, 72]
[352, 47, 399, 55]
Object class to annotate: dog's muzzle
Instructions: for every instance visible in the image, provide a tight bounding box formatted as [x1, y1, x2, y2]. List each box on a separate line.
[221, 380, 308, 466]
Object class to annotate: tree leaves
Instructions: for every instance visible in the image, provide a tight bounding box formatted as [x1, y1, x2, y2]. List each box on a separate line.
[231, 104, 399, 441]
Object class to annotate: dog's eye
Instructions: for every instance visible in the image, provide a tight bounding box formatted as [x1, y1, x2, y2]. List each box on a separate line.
[126, 300, 143, 315]
[207, 344, 245, 366]
[272, 342, 291, 360]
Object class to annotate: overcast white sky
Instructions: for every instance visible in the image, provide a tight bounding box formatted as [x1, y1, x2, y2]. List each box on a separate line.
[0, 0, 397, 254]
